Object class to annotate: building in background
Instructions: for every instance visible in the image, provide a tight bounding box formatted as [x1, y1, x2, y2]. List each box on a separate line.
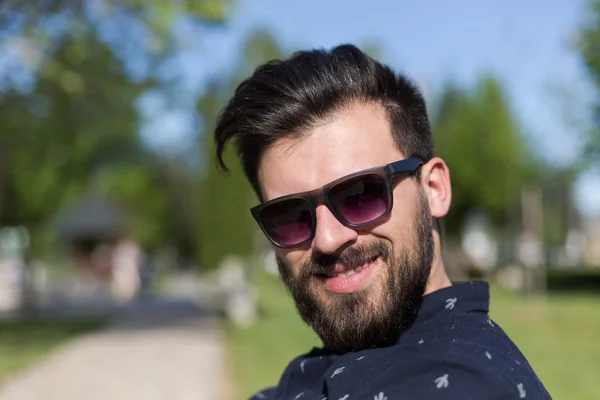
[58, 194, 142, 302]
[582, 214, 600, 267]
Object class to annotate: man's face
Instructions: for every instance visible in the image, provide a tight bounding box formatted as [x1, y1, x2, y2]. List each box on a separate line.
[258, 102, 434, 354]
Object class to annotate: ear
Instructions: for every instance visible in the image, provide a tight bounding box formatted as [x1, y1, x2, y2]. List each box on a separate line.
[420, 157, 452, 219]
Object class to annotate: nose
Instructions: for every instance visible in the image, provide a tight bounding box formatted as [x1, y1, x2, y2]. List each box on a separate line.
[312, 204, 358, 255]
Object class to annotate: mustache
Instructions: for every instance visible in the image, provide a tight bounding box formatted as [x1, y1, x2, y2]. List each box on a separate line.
[299, 241, 391, 278]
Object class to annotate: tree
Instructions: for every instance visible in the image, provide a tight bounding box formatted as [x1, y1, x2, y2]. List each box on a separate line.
[432, 77, 540, 239]
[0, 29, 153, 251]
[577, 0, 600, 167]
[0, 0, 232, 258]
[196, 88, 257, 270]
[195, 30, 287, 270]
[0, 0, 229, 52]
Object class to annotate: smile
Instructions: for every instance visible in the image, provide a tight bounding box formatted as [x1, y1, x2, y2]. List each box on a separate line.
[326, 255, 380, 278]
[317, 256, 381, 294]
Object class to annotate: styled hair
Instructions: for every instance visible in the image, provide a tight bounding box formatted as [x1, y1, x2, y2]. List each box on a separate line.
[214, 44, 434, 198]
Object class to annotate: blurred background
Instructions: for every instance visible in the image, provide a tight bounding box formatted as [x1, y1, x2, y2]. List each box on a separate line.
[0, 0, 599, 399]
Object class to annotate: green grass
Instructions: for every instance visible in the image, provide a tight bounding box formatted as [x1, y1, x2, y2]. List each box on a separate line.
[489, 286, 600, 400]
[228, 272, 600, 399]
[0, 317, 107, 383]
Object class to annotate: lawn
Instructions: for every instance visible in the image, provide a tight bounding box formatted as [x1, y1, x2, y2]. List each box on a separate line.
[0, 317, 107, 384]
[228, 272, 600, 400]
[226, 273, 320, 399]
[489, 286, 600, 399]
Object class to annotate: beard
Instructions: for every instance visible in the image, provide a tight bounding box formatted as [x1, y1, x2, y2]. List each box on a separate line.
[277, 191, 434, 354]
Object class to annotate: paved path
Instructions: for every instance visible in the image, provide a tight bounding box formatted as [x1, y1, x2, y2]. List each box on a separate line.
[0, 285, 225, 400]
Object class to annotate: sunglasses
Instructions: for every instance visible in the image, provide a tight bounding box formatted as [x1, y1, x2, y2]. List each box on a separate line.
[251, 157, 424, 248]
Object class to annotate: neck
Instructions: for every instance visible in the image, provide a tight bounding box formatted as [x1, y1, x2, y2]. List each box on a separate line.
[424, 228, 451, 295]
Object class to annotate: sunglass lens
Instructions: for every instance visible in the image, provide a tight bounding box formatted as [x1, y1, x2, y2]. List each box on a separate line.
[260, 198, 313, 246]
[329, 174, 389, 225]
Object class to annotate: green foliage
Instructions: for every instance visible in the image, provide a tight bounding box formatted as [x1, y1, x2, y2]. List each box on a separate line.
[195, 30, 288, 270]
[96, 164, 168, 249]
[0, 1, 231, 259]
[432, 77, 538, 235]
[0, 30, 151, 252]
[579, 1, 600, 95]
[577, 0, 600, 165]
[196, 134, 257, 270]
[0, 0, 230, 55]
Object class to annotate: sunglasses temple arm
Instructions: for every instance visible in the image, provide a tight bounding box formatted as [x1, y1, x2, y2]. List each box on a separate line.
[388, 157, 424, 176]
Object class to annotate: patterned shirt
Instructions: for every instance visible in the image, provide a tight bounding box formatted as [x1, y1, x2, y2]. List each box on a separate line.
[250, 282, 551, 400]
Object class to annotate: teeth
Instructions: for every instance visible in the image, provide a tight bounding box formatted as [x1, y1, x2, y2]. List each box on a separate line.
[332, 260, 374, 278]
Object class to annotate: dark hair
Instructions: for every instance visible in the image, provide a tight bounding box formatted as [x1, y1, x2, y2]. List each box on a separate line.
[214, 44, 434, 198]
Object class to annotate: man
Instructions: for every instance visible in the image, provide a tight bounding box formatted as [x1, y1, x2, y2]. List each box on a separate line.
[214, 45, 550, 399]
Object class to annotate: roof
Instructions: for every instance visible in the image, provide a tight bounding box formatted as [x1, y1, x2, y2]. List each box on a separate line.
[57, 194, 128, 241]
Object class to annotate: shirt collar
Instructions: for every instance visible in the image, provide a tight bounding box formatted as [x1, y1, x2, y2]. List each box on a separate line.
[413, 281, 490, 324]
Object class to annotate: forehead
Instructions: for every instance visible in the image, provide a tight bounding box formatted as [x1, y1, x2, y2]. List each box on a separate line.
[258, 102, 405, 200]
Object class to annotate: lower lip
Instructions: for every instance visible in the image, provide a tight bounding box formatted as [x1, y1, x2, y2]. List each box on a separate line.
[319, 258, 379, 294]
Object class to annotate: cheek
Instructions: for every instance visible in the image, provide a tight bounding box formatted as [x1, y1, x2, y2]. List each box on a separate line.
[371, 187, 420, 244]
[276, 248, 306, 277]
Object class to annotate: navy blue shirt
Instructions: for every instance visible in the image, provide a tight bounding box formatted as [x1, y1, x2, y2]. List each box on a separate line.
[250, 282, 551, 400]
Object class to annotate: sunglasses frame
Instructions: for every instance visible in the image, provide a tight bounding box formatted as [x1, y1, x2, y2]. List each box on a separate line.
[251, 157, 424, 248]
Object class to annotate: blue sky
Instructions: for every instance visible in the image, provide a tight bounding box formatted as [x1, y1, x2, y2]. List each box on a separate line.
[110, 0, 600, 216]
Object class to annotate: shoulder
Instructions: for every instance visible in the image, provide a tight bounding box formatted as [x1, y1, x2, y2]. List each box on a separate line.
[413, 311, 530, 362]
[332, 343, 550, 400]
[357, 344, 549, 399]
[374, 364, 543, 399]
[377, 316, 551, 399]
